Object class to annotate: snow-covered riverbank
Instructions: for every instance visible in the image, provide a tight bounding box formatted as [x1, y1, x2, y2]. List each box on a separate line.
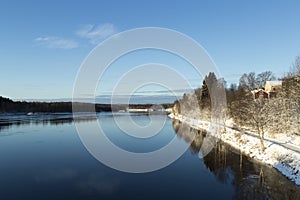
[169, 113, 300, 185]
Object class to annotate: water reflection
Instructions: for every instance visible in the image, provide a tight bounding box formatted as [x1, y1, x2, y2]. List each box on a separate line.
[77, 172, 120, 195]
[172, 118, 300, 200]
[0, 113, 97, 134]
[0, 114, 299, 200]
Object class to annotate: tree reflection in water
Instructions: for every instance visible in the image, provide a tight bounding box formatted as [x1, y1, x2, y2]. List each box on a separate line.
[172, 118, 300, 200]
[0, 113, 97, 135]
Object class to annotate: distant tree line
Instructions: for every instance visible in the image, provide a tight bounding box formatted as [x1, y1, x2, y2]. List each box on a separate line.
[0, 98, 110, 113]
[0, 97, 173, 113]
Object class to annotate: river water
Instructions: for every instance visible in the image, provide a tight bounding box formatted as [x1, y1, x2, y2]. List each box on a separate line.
[0, 113, 299, 199]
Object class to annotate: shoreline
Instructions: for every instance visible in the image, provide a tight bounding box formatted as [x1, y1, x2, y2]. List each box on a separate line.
[0, 96, 174, 113]
[169, 113, 300, 186]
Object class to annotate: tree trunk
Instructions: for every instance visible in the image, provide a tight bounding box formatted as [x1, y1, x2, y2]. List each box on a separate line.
[258, 168, 265, 192]
[257, 125, 265, 153]
[239, 150, 243, 170]
[260, 127, 265, 153]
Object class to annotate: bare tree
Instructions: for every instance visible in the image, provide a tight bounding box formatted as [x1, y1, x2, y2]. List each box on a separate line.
[256, 71, 276, 88]
[239, 71, 276, 90]
[291, 56, 300, 134]
[232, 89, 273, 152]
[277, 56, 300, 135]
[239, 72, 256, 90]
[292, 56, 300, 76]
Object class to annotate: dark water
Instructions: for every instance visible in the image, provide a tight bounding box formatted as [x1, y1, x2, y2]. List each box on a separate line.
[0, 113, 299, 200]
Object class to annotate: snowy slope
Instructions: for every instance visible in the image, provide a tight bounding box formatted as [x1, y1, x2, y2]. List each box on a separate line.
[169, 113, 300, 185]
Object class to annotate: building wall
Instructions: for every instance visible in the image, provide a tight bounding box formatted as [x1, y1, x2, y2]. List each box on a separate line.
[265, 83, 272, 92]
[265, 81, 282, 93]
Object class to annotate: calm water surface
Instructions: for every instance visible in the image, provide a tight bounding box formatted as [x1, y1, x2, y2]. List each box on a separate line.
[0, 113, 299, 200]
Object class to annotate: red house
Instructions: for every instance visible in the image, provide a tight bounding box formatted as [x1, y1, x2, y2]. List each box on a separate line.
[251, 89, 269, 99]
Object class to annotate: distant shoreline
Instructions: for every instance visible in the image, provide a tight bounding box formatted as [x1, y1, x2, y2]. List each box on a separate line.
[0, 96, 173, 114]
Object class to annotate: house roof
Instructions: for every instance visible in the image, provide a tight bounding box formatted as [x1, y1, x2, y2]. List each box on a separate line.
[251, 89, 265, 94]
[266, 81, 282, 87]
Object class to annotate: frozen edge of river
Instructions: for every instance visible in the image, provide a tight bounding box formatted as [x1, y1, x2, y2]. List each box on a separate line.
[169, 113, 300, 186]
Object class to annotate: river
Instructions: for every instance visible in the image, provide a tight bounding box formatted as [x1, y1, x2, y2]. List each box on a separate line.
[0, 113, 299, 199]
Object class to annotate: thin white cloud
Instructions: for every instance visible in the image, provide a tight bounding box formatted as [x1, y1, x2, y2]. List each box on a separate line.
[76, 23, 117, 45]
[34, 36, 78, 49]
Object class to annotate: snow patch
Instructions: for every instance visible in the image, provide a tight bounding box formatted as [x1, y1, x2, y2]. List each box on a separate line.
[169, 113, 300, 186]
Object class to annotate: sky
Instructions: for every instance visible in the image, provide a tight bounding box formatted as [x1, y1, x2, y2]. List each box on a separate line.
[1, 0, 300, 100]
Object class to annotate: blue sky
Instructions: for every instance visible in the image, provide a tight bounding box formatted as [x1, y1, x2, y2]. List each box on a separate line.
[1, 0, 300, 100]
